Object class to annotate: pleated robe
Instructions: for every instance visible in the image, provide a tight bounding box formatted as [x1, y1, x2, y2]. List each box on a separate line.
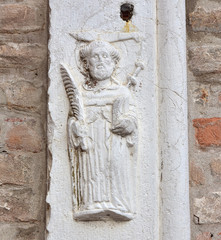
[68, 82, 137, 220]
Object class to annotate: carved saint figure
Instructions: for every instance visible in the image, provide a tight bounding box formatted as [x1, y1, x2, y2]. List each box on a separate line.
[62, 41, 138, 221]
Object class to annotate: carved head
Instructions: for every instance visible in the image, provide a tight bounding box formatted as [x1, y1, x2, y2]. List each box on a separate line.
[79, 41, 120, 81]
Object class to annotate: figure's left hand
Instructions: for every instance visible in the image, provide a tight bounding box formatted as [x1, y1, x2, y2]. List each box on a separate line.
[111, 118, 136, 137]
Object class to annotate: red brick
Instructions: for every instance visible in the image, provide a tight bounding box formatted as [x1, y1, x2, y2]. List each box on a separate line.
[196, 232, 212, 240]
[6, 125, 43, 153]
[193, 118, 221, 147]
[189, 7, 221, 33]
[0, 43, 46, 69]
[190, 161, 205, 186]
[0, 4, 44, 34]
[2, 116, 45, 153]
[189, 46, 221, 75]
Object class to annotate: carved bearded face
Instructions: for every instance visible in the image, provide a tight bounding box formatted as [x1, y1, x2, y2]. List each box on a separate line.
[88, 47, 115, 81]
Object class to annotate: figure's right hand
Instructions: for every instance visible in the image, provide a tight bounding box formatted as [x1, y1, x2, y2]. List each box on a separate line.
[68, 118, 87, 137]
[68, 118, 88, 151]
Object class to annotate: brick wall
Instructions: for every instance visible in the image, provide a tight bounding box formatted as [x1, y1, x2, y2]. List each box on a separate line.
[187, 0, 221, 239]
[0, 1, 48, 240]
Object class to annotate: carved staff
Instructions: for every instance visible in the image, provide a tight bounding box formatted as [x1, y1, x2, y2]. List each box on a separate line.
[127, 61, 144, 87]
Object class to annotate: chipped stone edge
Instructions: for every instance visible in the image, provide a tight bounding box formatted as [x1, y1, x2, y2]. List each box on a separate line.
[46, 2, 53, 238]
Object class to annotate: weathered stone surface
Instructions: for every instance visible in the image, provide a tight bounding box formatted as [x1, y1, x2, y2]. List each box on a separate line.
[190, 81, 221, 108]
[219, 92, 221, 104]
[210, 159, 221, 176]
[0, 87, 7, 104]
[193, 118, 221, 147]
[0, 153, 26, 185]
[0, 223, 42, 240]
[0, 4, 45, 34]
[0, 153, 35, 186]
[189, 46, 221, 75]
[4, 117, 44, 153]
[0, 68, 46, 88]
[15, 224, 42, 240]
[192, 87, 209, 106]
[0, 187, 39, 222]
[6, 125, 43, 153]
[196, 232, 212, 240]
[48, 0, 183, 238]
[194, 192, 221, 224]
[1, 81, 43, 111]
[0, 43, 46, 69]
[190, 161, 205, 186]
[189, 7, 221, 33]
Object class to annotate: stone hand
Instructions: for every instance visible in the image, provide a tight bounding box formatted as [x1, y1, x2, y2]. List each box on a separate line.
[111, 118, 136, 137]
[68, 118, 88, 151]
[70, 120, 87, 137]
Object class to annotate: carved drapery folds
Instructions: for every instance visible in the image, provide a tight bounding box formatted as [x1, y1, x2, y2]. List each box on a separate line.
[61, 39, 141, 221]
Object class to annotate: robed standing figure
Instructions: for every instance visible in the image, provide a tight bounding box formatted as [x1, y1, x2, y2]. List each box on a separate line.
[62, 40, 138, 221]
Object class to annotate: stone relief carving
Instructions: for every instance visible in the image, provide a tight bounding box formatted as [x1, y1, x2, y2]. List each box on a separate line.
[61, 38, 143, 221]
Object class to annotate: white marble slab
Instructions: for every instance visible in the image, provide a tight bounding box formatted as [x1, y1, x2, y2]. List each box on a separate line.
[47, 0, 189, 239]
